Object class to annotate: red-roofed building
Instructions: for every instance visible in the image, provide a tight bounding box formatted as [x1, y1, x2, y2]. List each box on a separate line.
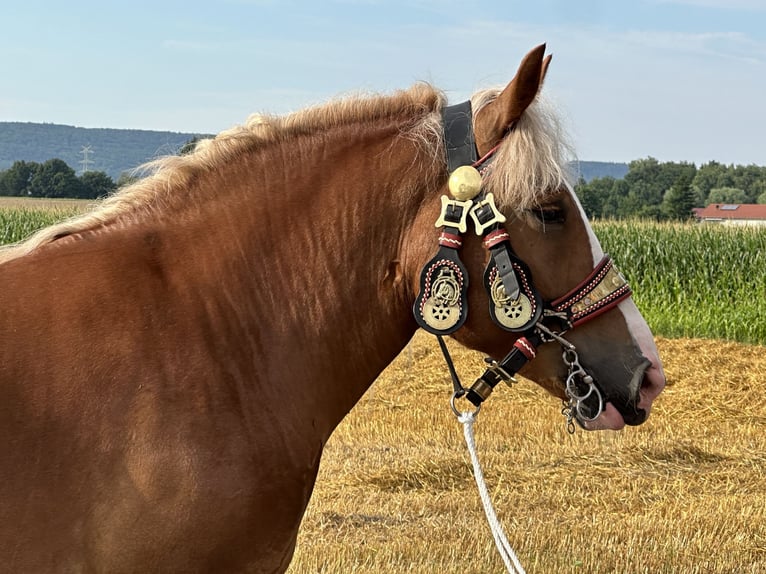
[695, 204, 766, 226]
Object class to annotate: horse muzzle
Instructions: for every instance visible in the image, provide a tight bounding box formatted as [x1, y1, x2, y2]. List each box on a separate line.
[580, 356, 665, 431]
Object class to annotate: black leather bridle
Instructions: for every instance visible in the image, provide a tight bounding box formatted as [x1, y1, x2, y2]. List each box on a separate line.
[412, 102, 633, 431]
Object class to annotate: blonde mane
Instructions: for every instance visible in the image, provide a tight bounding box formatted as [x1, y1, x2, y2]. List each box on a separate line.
[0, 83, 574, 264]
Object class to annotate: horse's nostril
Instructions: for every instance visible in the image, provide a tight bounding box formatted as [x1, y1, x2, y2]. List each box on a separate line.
[613, 362, 654, 426]
[639, 361, 667, 410]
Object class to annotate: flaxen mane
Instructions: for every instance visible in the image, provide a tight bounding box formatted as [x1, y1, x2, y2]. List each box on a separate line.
[0, 84, 573, 265]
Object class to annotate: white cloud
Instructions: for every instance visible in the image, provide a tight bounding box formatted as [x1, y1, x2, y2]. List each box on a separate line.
[620, 29, 766, 64]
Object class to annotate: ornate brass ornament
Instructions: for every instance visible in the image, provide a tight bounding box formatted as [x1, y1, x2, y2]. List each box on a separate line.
[422, 267, 462, 330]
[489, 273, 533, 330]
[448, 165, 483, 201]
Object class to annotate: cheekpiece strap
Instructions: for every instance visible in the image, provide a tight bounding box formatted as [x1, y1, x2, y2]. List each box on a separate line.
[413, 101, 483, 336]
[550, 255, 632, 327]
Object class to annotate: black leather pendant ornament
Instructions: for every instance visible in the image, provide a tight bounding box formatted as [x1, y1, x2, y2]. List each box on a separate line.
[413, 243, 469, 334]
[482, 232, 542, 332]
[413, 101, 483, 336]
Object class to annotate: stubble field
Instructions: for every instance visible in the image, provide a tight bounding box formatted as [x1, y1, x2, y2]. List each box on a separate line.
[288, 332, 766, 573]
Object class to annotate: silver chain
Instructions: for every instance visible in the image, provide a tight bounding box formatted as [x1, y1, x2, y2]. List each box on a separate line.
[561, 348, 604, 433]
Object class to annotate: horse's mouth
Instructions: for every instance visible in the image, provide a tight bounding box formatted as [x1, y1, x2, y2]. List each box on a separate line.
[580, 403, 627, 431]
[579, 358, 654, 431]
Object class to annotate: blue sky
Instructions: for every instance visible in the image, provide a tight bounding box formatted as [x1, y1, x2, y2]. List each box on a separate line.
[2, 0, 764, 165]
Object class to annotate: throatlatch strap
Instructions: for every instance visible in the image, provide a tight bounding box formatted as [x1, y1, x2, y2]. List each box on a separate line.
[465, 332, 541, 407]
[442, 102, 478, 173]
[436, 335, 466, 398]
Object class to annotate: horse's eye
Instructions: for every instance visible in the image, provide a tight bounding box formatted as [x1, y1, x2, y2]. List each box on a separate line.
[530, 206, 565, 224]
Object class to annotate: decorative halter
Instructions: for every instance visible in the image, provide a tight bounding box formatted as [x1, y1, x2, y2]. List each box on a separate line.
[413, 101, 633, 432]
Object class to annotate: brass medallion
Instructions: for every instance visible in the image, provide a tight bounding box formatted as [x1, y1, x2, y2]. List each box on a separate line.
[422, 267, 462, 331]
[490, 274, 533, 330]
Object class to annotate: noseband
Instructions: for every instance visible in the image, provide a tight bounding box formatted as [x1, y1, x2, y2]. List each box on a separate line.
[413, 102, 632, 432]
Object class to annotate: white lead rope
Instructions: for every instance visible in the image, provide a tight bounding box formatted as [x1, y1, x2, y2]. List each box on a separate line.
[457, 410, 526, 574]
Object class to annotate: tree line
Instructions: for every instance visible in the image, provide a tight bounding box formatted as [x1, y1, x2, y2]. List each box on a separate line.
[3, 154, 766, 217]
[0, 139, 202, 200]
[0, 159, 138, 200]
[575, 158, 766, 220]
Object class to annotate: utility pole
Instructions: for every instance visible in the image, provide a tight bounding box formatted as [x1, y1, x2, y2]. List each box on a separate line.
[79, 145, 94, 174]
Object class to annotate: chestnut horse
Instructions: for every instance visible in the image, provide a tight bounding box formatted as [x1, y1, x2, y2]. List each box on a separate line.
[0, 45, 664, 572]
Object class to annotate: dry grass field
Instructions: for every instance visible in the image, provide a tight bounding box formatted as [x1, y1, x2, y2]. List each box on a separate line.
[288, 331, 766, 574]
[0, 196, 93, 211]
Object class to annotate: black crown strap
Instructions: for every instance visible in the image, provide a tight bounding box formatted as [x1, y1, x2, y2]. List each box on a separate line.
[442, 101, 478, 173]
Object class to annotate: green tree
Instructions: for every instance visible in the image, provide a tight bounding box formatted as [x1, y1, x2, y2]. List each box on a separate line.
[757, 191, 766, 204]
[692, 161, 727, 204]
[662, 174, 696, 220]
[602, 179, 629, 219]
[575, 176, 616, 218]
[0, 160, 38, 196]
[28, 159, 82, 198]
[620, 158, 692, 218]
[624, 157, 664, 206]
[706, 187, 747, 206]
[79, 171, 116, 199]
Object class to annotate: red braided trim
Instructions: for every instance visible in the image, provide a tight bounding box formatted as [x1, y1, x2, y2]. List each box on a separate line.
[514, 337, 537, 360]
[483, 229, 510, 249]
[438, 232, 463, 248]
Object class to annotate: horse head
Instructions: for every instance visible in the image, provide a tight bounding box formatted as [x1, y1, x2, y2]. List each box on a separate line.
[407, 45, 665, 431]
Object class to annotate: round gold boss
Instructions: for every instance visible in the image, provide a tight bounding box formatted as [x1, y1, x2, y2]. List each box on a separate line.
[448, 166, 482, 201]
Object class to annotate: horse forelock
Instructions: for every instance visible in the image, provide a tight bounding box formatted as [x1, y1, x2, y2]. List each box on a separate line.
[471, 89, 577, 212]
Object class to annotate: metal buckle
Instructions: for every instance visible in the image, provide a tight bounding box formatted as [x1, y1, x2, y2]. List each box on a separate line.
[435, 195, 473, 233]
[484, 357, 516, 384]
[470, 193, 506, 234]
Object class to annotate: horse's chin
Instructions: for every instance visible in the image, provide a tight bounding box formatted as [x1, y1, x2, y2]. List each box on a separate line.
[579, 403, 626, 431]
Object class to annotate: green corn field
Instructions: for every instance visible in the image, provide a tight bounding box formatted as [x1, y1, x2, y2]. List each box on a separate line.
[1, 204, 765, 344]
[0, 207, 80, 246]
[594, 220, 766, 345]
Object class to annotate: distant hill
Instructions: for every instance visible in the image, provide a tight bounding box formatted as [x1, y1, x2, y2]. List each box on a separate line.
[0, 122, 208, 180]
[574, 161, 629, 182]
[1, 121, 630, 183]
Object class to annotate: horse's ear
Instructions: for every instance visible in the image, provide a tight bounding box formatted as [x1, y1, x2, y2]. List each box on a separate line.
[540, 53, 552, 87]
[474, 44, 550, 156]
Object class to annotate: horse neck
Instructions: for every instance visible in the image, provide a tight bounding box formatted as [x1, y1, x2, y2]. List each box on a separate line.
[165, 119, 442, 439]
